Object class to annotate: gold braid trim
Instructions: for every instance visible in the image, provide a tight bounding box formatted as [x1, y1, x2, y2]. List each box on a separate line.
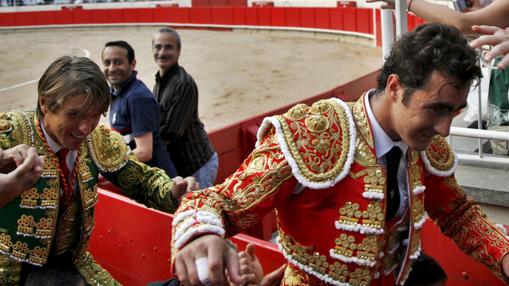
[87, 126, 129, 173]
[421, 136, 457, 177]
[75, 251, 120, 286]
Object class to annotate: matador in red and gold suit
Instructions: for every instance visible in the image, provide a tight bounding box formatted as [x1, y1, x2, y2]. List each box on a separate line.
[172, 93, 509, 285]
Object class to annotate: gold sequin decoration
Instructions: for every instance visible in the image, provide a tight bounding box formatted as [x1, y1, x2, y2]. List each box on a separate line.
[11, 242, 28, 261]
[412, 198, 425, 226]
[338, 202, 384, 229]
[35, 217, 53, 238]
[20, 188, 39, 208]
[16, 215, 36, 236]
[424, 136, 456, 172]
[0, 120, 13, 133]
[88, 125, 129, 173]
[0, 233, 13, 253]
[78, 147, 93, 182]
[39, 187, 58, 209]
[333, 234, 379, 262]
[279, 231, 373, 285]
[82, 186, 98, 210]
[29, 246, 45, 266]
[276, 99, 352, 182]
[352, 97, 374, 150]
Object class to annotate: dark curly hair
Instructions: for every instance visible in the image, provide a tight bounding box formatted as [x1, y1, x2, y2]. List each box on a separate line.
[376, 23, 482, 105]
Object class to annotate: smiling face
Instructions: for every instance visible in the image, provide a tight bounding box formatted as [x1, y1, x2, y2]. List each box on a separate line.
[387, 72, 469, 151]
[102, 46, 135, 90]
[152, 32, 181, 75]
[40, 94, 102, 150]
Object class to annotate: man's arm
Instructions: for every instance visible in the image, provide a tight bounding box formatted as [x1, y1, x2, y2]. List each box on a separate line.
[367, 0, 509, 35]
[172, 130, 295, 285]
[132, 131, 154, 163]
[425, 175, 509, 281]
[0, 145, 44, 207]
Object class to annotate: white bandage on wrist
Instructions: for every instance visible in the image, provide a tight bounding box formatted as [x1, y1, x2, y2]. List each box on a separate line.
[195, 257, 211, 286]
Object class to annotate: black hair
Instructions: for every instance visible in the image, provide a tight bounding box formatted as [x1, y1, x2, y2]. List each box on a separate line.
[104, 40, 135, 64]
[377, 23, 481, 105]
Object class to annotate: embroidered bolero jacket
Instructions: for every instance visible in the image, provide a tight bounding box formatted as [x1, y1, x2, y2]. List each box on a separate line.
[0, 111, 178, 285]
[172, 96, 509, 286]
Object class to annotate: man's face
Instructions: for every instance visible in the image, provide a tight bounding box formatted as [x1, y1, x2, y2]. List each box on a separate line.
[152, 32, 181, 73]
[102, 46, 135, 89]
[389, 72, 469, 151]
[40, 94, 102, 150]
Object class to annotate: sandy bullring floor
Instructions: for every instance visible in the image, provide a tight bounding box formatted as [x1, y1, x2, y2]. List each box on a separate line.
[0, 26, 382, 130]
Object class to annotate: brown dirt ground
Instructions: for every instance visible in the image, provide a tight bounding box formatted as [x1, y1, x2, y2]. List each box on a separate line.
[0, 26, 382, 130]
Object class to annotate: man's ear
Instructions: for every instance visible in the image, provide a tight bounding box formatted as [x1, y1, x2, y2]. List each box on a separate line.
[385, 74, 403, 102]
[39, 97, 49, 114]
[131, 58, 137, 69]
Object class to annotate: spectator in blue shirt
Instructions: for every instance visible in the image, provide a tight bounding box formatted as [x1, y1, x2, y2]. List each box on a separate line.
[102, 40, 177, 176]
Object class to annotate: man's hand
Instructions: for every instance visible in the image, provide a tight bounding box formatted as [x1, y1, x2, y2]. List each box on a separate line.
[233, 243, 285, 286]
[260, 264, 286, 286]
[502, 253, 509, 279]
[174, 235, 243, 286]
[238, 243, 264, 285]
[171, 176, 199, 202]
[0, 146, 44, 207]
[470, 25, 509, 69]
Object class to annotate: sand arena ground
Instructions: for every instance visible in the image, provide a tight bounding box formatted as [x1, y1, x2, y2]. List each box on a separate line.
[0, 26, 382, 130]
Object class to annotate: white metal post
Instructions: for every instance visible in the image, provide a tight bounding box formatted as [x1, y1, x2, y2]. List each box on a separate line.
[381, 8, 394, 60]
[394, 0, 407, 37]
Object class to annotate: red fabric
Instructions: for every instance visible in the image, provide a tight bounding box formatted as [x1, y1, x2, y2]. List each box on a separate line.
[57, 149, 73, 207]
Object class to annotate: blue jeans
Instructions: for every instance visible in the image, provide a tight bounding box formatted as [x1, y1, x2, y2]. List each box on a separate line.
[192, 152, 218, 188]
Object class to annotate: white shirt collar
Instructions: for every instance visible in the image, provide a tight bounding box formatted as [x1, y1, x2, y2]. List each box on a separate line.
[364, 90, 408, 159]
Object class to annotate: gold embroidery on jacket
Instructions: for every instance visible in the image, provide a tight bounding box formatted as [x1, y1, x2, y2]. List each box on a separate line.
[424, 136, 455, 172]
[338, 202, 384, 229]
[279, 232, 373, 285]
[276, 99, 352, 182]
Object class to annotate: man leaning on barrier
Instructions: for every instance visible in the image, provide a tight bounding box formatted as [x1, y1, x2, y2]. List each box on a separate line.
[0, 56, 196, 285]
[171, 23, 509, 286]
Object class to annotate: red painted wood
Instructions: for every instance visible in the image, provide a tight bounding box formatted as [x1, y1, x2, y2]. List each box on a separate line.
[91, 9, 109, 24]
[34, 11, 53, 25]
[299, 8, 314, 28]
[343, 7, 356, 32]
[211, 7, 234, 25]
[232, 7, 247, 25]
[270, 7, 285, 26]
[356, 8, 371, 34]
[0, 12, 16, 26]
[15, 11, 35, 26]
[330, 8, 345, 31]
[167, 7, 190, 23]
[257, 7, 271, 26]
[314, 8, 330, 29]
[245, 7, 258, 25]
[137, 8, 154, 23]
[284, 7, 300, 27]
[190, 7, 212, 24]
[73, 8, 92, 24]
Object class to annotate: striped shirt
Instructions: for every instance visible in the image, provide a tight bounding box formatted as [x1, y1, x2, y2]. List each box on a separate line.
[153, 64, 215, 177]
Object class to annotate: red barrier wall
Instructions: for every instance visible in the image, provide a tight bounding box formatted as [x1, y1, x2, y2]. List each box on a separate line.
[90, 190, 506, 286]
[0, 6, 424, 47]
